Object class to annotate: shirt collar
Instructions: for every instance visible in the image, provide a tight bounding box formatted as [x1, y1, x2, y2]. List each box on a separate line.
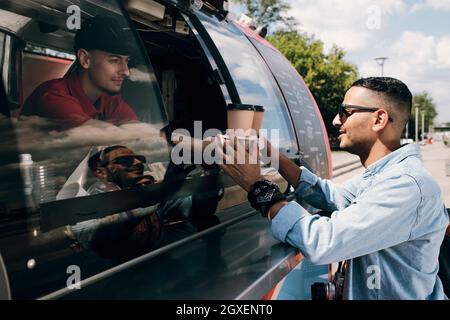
[363, 143, 422, 177]
[65, 71, 101, 115]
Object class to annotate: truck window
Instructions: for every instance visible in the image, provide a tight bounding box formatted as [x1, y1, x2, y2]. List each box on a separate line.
[194, 11, 298, 156]
[0, 1, 180, 299]
[126, 4, 262, 215]
[243, 30, 331, 178]
[128, 7, 228, 137]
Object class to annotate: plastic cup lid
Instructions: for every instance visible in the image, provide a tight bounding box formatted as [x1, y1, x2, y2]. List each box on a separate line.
[227, 103, 255, 111]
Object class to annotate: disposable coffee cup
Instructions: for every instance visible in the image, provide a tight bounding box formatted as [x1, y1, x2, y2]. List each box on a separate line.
[252, 105, 265, 134]
[227, 104, 255, 136]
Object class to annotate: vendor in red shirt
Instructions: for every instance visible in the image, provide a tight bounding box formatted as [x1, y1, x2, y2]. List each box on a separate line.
[20, 16, 138, 130]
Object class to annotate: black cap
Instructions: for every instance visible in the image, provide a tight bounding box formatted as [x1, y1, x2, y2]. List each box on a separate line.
[74, 16, 135, 56]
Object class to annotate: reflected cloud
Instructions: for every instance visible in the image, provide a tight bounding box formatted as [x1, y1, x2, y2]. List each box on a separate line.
[198, 13, 300, 154]
[129, 66, 153, 83]
[13, 116, 169, 158]
[3, 115, 171, 194]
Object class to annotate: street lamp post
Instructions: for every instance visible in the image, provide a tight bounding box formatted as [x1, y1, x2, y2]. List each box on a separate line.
[374, 57, 388, 76]
[415, 105, 419, 143]
[422, 111, 426, 142]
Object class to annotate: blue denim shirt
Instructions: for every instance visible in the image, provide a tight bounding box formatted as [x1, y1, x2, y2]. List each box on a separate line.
[271, 143, 449, 299]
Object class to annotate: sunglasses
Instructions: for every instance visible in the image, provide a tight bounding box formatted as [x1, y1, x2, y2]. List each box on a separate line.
[338, 104, 394, 122]
[109, 155, 146, 167]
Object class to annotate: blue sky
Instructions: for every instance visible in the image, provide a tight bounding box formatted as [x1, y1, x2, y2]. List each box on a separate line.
[230, 0, 450, 124]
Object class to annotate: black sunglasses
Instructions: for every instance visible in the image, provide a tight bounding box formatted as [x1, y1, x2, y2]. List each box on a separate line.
[110, 155, 146, 167]
[338, 104, 394, 122]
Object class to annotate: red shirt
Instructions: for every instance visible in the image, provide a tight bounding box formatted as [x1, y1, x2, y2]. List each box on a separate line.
[20, 71, 138, 130]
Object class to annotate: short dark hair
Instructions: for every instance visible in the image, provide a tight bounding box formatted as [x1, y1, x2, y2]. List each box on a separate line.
[88, 151, 102, 172]
[351, 77, 412, 128]
[99, 145, 131, 164]
[88, 145, 131, 172]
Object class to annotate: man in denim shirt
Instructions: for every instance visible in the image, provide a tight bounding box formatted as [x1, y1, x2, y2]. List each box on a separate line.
[220, 77, 449, 299]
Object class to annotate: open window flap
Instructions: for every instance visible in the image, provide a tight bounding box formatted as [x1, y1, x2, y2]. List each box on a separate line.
[56, 148, 94, 200]
[0, 8, 32, 34]
[0, 253, 11, 300]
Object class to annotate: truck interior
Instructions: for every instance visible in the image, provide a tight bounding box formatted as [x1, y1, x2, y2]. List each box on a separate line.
[127, 5, 228, 135]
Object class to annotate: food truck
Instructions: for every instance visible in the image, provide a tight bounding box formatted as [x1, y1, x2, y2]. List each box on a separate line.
[0, 0, 341, 299]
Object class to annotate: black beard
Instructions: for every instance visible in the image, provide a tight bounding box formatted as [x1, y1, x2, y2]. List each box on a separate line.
[111, 163, 145, 189]
[127, 163, 145, 174]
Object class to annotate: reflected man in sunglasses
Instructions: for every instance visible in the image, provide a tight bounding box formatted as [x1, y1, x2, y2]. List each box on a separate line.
[67, 145, 160, 255]
[99, 145, 155, 189]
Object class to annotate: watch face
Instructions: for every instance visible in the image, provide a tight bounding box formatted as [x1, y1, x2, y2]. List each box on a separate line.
[256, 188, 276, 203]
[248, 179, 286, 218]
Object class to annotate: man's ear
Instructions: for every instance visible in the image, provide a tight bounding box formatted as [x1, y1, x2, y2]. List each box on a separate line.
[373, 109, 390, 132]
[94, 167, 108, 181]
[77, 49, 90, 69]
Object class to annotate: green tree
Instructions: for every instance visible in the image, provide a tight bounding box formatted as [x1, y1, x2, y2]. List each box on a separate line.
[407, 92, 438, 140]
[267, 31, 358, 141]
[231, 0, 296, 30]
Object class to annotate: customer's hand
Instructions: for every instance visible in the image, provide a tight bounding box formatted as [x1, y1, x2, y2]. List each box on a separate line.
[259, 136, 273, 158]
[217, 137, 262, 192]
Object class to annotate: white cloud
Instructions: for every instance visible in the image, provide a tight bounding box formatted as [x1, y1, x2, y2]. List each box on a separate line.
[427, 0, 450, 10]
[11, 116, 170, 173]
[436, 38, 450, 68]
[129, 67, 153, 83]
[273, 1, 450, 122]
[287, 0, 407, 53]
[411, 0, 450, 12]
[13, 117, 167, 154]
[361, 31, 450, 75]
[359, 31, 450, 122]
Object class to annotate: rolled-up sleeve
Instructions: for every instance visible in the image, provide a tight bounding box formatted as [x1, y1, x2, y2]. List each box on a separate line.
[272, 174, 421, 265]
[294, 167, 359, 212]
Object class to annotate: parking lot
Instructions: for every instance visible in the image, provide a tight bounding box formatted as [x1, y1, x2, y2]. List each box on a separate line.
[421, 141, 450, 206]
[332, 141, 450, 206]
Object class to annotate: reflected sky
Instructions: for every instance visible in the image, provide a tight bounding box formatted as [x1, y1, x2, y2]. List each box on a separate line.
[249, 38, 330, 178]
[197, 13, 297, 152]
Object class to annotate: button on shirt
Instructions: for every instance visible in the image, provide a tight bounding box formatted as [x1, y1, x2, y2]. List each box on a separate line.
[20, 72, 138, 130]
[271, 143, 449, 299]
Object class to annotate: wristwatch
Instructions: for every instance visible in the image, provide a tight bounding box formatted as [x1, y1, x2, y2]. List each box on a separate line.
[248, 179, 287, 218]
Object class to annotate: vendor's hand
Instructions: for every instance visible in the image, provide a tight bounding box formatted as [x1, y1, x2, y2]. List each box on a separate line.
[259, 136, 274, 158]
[217, 137, 262, 192]
[258, 136, 282, 167]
